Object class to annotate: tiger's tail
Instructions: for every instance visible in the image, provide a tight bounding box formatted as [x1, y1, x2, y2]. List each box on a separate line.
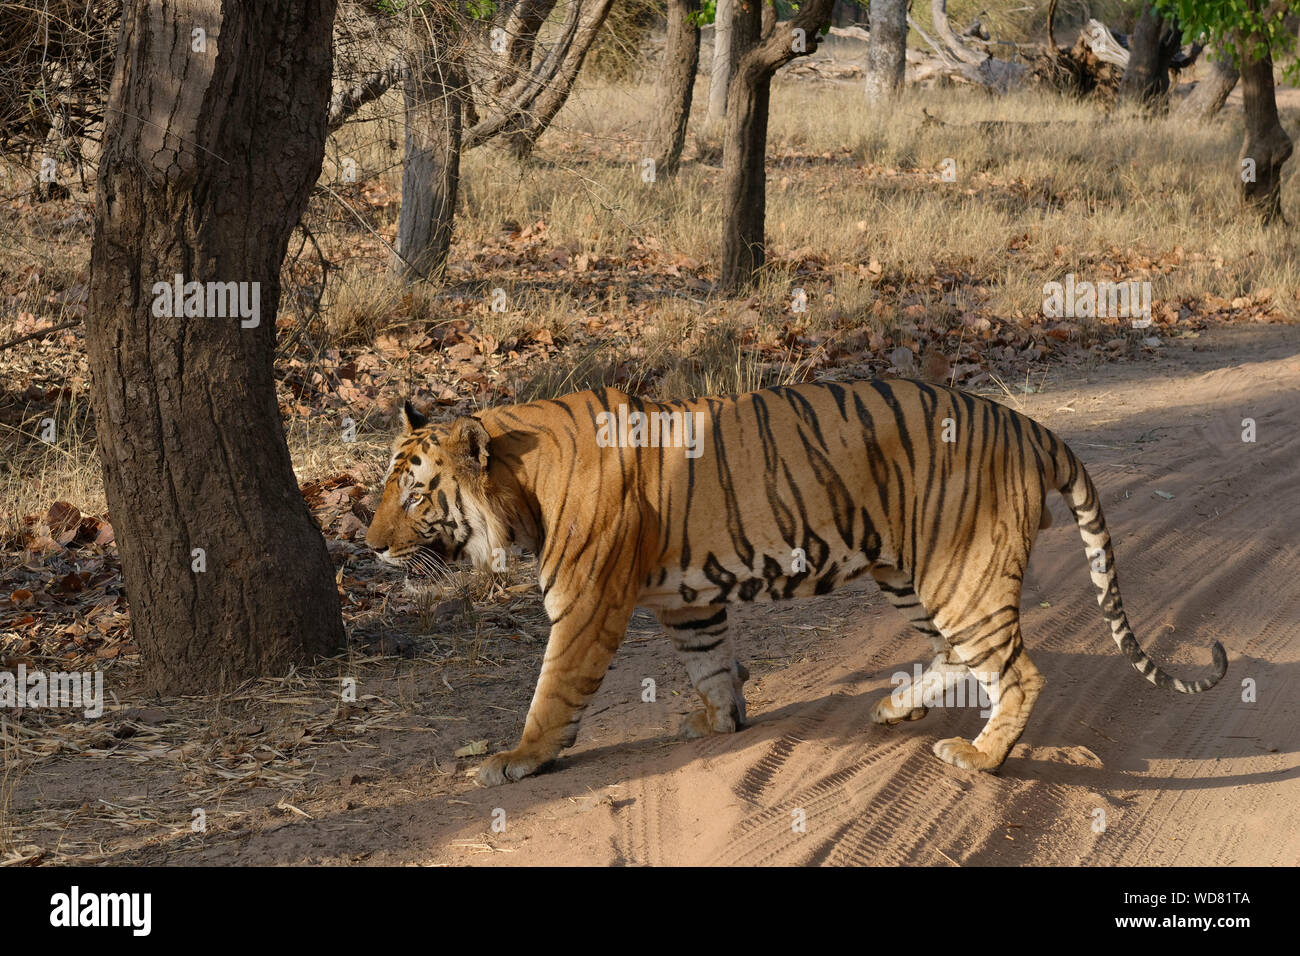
[1053, 441, 1228, 693]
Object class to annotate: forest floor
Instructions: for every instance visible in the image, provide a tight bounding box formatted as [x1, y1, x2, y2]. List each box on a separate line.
[1, 51, 1298, 865]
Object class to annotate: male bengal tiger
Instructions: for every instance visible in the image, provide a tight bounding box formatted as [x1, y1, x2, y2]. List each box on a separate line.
[365, 380, 1227, 786]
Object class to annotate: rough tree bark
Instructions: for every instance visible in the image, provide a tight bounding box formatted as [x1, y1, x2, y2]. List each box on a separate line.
[864, 0, 907, 103]
[1177, 43, 1239, 122]
[394, 25, 465, 280]
[719, 0, 835, 291]
[85, 0, 345, 693]
[1239, 29, 1292, 223]
[650, 0, 701, 177]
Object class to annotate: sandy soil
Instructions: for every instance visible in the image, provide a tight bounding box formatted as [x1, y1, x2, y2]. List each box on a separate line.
[10, 324, 1299, 866]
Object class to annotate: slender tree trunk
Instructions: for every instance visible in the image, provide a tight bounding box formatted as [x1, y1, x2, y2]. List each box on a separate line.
[719, 0, 835, 292]
[37, 122, 70, 202]
[706, 0, 735, 127]
[1177, 43, 1238, 122]
[1239, 36, 1291, 223]
[493, 0, 559, 94]
[395, 31, 464, 280]
[864, 0, 907, 103]
[85, 0, 345, 694]
[496, 0, 558, 157]
[650, 0, 701, 177]
[463, 0, 610, 151]
[505, 0, 615, 159]
[1119, 4, 1172, 108]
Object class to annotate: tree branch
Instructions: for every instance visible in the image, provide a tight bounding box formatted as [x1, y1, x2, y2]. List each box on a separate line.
[748, 0, 837, 76]
[930, 0, 986, 66]
[0, 318, 81, 352]
[327, 57, 406, 131]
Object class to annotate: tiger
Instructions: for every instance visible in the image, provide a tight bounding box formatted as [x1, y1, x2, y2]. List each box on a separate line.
[365, 379, 1228, 786]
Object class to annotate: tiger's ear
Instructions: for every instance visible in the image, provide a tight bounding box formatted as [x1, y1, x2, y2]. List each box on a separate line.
[402, 400, 429, 432]
[447, 417, 490, 474]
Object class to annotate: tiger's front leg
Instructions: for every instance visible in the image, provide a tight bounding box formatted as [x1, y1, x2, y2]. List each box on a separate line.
[476, 576, 637, 787]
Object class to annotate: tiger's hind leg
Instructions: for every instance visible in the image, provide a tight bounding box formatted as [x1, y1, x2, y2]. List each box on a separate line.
[870, 568, 970, 725]
[932, 605, 1045, 771]
[657, 606, 748, 738]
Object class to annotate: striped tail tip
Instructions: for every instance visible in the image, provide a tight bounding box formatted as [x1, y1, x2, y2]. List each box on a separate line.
[1162, 639, 1229, 695]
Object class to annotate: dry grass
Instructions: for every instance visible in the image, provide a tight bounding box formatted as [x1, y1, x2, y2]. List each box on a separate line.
[0, 721, 20, 860]
[531, 75, 1300, 306]
[1, 392, 103, 538]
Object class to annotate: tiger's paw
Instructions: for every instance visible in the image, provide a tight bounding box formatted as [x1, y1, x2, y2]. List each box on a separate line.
[475, 747, 550, 787]
[871, 695, 929, 725]
[933, 736, 999, 772]
[680, 702, 742, 738]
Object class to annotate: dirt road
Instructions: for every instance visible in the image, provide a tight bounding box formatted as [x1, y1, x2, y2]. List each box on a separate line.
[407, 326, 1299, 866]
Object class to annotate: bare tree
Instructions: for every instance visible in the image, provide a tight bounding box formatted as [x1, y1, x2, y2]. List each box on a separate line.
[907, 0, 1025, 92]
[493, 0, 560, 95]
[492, 0, 615, 158]
[332, 1, 614, 280]
[864, 0, 907, 103]
[650, 0, 702, 177]
[719, 0, 835, 291]
[330, 2, 615, 153]
[85, 0, 346, 693]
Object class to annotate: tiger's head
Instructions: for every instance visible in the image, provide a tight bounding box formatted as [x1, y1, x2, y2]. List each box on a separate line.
[365, 401, 511, 574]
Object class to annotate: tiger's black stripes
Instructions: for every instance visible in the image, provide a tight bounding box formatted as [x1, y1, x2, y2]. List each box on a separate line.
[367, 378, 1228, 785]
[1053, 440, 1228, 692]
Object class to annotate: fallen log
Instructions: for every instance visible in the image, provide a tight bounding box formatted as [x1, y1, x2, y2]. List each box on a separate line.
[823, 5, 1136, 100]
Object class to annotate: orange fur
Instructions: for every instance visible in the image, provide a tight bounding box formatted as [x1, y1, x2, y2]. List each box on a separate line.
[368, 381, 1226, 785]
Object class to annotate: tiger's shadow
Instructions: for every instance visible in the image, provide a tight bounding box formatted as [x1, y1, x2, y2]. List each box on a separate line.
[555, 642, 1295, 795]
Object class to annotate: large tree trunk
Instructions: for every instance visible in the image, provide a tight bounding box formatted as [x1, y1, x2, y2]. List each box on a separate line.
[85, 0, 345, 694]
[719, 0, 835, 291]
[706, 0, 736, 127]
[650, 0, 701, 177]
[863, 0, 907, 103]
[1239, 35, 1292, 223]
[1119, 4, 1174, 108]
[1177, 43, 1238, 122]
[394, 29, 464, 280]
